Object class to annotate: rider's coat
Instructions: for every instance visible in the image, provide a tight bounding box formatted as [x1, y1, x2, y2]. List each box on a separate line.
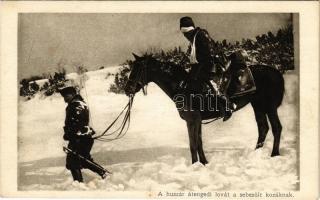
[187, 27, 216, 81]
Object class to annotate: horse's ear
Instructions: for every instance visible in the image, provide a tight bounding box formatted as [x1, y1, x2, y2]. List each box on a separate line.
[132, 53, 141, 60]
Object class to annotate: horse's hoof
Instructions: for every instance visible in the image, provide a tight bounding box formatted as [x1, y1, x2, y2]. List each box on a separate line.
[255, 142, 264, 149]
[271, 152, 280, 157]
[200, 161, 208, 166]
[201, 160, 209, 165]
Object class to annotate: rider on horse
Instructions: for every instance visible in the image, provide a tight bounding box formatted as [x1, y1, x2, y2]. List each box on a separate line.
[179, 16, 233, 121]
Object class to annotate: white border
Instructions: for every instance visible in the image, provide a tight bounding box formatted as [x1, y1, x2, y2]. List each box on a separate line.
[0, 1, 319, 198]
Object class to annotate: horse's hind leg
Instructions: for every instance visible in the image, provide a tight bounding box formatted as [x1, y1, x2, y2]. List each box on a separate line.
[253, 108, 269, 149]
[197, 122, 208, 165]
[267, 109, 282, 157]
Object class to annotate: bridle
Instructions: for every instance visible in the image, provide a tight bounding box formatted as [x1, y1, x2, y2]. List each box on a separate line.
[127, 60, 149, 96]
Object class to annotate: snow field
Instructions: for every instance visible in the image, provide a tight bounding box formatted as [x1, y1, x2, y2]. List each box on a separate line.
[18, 67, 299, 191]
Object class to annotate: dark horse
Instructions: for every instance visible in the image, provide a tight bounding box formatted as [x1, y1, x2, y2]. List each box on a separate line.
[124, 54, 285, 165]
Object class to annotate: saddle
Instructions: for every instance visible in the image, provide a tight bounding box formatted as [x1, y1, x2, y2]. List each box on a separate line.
[227, 67, 256, 98]
[212, 51, 256, 99]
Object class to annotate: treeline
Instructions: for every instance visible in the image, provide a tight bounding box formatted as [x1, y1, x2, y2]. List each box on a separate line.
[215, 24, 294, 71]
[19, 64, 89, 100]
[19, 70, 67, 100]
[109, 25, 294, 94]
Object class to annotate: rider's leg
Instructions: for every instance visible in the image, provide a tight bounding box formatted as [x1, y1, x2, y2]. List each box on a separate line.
[208, 75, 233, 122]
[218, 72, 234, 121]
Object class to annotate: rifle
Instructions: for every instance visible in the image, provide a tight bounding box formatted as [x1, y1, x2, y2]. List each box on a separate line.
[63, 146, 112, 175]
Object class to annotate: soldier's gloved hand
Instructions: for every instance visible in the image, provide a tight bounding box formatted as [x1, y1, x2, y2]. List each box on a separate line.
[76, 126, 95, 138]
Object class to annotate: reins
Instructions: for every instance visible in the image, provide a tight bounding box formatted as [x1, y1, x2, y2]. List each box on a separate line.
[202, 117, 222, 124]
[93, 62, 148, 141]
[91, 56, 221, 142]
[93, 95, 134, 141]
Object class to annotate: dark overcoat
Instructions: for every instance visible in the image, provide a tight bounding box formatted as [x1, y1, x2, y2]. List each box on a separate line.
[188, 27, 216, 81]
[63, 95, 95, 170]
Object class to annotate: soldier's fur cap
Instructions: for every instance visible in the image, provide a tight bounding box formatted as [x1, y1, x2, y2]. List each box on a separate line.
[180, 16, 195, 29]
[58, 80, 77, 96]
[59, 86, 77, 96]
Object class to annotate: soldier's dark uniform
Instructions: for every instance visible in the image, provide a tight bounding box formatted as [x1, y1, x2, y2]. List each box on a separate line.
[180, 17, 222, 92]
[64, 94, 94, 169]
[61, 88, 105, 182]
[187, 27, 216, 83]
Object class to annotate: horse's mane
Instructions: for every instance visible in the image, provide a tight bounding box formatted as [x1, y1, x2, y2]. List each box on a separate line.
[139, 53, 188, 78]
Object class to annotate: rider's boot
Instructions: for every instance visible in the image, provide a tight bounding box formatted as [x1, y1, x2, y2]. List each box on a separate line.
[223, 111, 232, 122]
[219, 83, 236, 121]
[219, 71, 237, 122]
[221, 95, 233, 122]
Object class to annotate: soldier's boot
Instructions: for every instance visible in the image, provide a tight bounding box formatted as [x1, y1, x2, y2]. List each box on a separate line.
[71, 169, 83, 182]
[86, 162, 108, 179]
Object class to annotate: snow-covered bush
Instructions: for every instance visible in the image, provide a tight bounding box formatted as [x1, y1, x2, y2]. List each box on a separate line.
[19, 74, 45, 99]
[251, 25, 294, 72]
[108, 64, 131, 94]
[19, 70, 67, 99]
[19, 79, 38, 100]
[41, 71, 67, 96]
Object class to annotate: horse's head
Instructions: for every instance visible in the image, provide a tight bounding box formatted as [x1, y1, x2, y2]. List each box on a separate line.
[124, 53, 155, 96]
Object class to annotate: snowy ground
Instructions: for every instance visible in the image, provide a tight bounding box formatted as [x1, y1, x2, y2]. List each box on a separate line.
[18, 67, 299, 191]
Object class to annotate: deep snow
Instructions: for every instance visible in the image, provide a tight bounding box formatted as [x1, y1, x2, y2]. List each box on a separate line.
[18, 67, 299, 191]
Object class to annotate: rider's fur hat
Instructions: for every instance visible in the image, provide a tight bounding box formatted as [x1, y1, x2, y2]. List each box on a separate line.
[180, 16, 195, 29]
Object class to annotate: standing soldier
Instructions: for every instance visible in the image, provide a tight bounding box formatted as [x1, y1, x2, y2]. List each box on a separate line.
[59, 83, 107, 182]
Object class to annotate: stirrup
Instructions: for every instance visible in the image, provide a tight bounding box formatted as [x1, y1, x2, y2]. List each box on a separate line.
[230, 102, 237, 110]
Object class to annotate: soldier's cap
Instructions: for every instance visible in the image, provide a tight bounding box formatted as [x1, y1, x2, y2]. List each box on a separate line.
[180, 16, 195, 29]
[58, 80, 77, 96]
[59, 86, 77, 96]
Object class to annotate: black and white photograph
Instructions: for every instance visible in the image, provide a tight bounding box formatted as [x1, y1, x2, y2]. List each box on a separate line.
[0, 1, 319, 199]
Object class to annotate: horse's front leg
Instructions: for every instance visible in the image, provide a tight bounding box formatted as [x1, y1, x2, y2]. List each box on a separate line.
[197, 122, 208, 165]
[186, 120, 199, 164]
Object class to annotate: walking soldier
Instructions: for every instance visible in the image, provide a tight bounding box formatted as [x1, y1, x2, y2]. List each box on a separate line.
[59, 83, 108, 182]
